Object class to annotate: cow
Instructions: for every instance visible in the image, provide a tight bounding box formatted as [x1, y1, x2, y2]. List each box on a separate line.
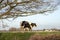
[20, 21, 37, 31]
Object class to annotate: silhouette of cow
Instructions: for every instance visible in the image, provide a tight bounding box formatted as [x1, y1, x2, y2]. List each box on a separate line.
[20, 21, 37, 31]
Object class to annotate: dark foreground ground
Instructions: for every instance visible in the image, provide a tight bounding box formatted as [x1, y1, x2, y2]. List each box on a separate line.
[0, 31, 60, 40]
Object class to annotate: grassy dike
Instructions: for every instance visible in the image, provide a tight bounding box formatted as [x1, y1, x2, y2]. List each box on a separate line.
[0, 31, 60, 40]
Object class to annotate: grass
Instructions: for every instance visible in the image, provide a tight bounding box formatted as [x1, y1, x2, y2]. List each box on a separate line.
[0, 31, 60, 40]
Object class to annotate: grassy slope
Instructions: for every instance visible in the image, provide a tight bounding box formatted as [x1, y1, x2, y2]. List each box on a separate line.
[0, 31, 60, 40]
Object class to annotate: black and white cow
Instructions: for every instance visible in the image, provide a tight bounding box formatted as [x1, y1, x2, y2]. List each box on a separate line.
[20, 21, 37, 31]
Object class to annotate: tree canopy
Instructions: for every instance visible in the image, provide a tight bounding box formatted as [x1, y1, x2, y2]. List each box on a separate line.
[0, 0, 60, 19]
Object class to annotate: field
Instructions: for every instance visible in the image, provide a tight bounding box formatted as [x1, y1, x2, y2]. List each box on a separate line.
[0, 31, 60, 40]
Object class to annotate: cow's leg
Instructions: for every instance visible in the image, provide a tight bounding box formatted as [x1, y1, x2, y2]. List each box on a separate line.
[24, 27, 30, 31]
[29, 28, 32, 31]
[29, 25, 32, 31]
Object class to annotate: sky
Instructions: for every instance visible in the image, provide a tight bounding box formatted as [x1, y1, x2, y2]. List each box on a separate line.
[0, 0, 60, 30]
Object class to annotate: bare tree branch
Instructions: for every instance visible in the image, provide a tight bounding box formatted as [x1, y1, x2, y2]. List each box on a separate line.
[0, 0, 32, 18]
[0, 0, 60, 19]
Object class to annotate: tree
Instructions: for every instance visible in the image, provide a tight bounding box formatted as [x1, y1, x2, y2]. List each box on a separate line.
[0, 0, 60, 28]
[0, 0, 60, 19]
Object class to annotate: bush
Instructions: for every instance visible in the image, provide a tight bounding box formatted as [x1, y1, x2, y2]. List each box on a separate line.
[29, 34, 60, 40]
[44, 34, 60, 40]
[29, 34, 44, 40]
